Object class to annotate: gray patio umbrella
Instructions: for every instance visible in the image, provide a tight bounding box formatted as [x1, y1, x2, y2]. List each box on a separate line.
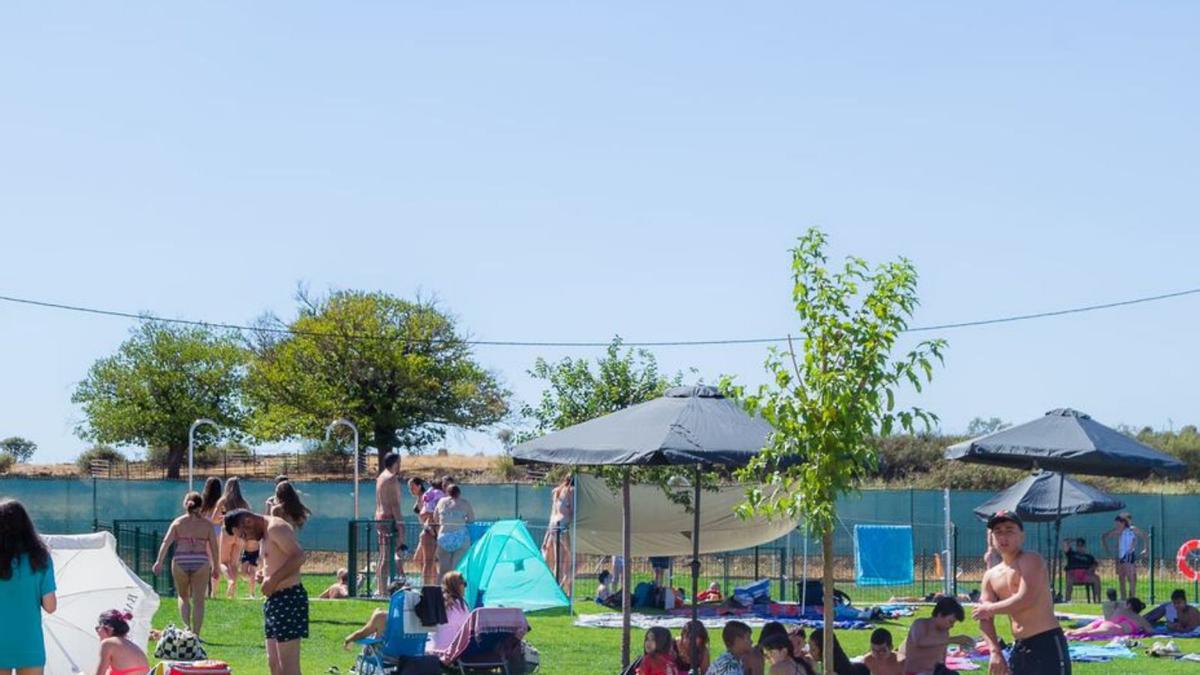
[513, 385, 771, 672]
[947, 408, 1184, 592]
[972, 471, 1125, 522]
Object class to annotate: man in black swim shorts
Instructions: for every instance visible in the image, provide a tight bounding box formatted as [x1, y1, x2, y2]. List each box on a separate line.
[973, 511, 1069, 675]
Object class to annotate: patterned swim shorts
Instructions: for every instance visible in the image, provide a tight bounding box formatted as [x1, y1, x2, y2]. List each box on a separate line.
[264, 584, 309, 642]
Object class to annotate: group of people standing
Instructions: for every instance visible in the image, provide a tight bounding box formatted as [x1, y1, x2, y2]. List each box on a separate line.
[150, 474, 311, 675]
[372, 451, 478, 593]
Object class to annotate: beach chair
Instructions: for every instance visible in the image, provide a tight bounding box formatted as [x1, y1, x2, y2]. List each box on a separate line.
[436, 607, 531, 674]
[355, 589, 434, 675]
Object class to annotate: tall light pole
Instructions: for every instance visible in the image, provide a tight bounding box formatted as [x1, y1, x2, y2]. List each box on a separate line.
[188, 418, 219, 492]
[326, 419, 361, 518]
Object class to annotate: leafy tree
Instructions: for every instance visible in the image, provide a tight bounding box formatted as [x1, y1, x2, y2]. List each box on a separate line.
[522, 337, 715, 497]
[966, 416, 1010, 436]
[71, 321, 249, 478]
[722, 229, 945, 672]
[74, 445, 126, 475]
[0, 436, 37, 463]
[247, 289, 509, 463]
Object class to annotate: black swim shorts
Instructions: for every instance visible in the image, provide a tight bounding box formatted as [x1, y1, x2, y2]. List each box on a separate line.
[263, 583, 309, 642]
[1009, 627, 1070, 675]
[240, 549, 260, 566]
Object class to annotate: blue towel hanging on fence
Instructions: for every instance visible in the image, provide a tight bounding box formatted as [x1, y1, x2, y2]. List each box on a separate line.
[854, 525, 913, 587]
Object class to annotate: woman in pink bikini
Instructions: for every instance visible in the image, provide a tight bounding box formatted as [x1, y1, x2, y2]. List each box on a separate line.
[93, 610, 148, 675]
[1065, 597, 1154, 639]
[152, 492, 219, 636]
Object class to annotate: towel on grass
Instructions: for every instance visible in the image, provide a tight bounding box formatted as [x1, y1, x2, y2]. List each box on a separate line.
[574, 612, 871, 631]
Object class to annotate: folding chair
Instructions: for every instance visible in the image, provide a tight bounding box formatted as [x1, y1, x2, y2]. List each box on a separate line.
[437, 607, 531, 675]
[355, 589, 432, 674]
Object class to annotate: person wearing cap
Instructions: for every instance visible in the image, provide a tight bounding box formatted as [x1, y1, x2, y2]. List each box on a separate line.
[972, 510, 1068, 675]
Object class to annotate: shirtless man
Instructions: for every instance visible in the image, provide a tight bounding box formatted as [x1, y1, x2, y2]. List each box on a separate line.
[375, 452, 405, 595]
[972, 510, 1069, 675]
[899, 597, 972, 675]
[224, 508, 308, 675]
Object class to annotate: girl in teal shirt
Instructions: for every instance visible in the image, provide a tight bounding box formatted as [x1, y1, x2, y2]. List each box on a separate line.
[0, 499, 58, 674]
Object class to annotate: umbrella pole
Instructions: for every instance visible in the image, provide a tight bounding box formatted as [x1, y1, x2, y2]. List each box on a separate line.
[1054, 472, 1065, 599]
[691, 463, 701, 675]
[621, 469, 632, 669]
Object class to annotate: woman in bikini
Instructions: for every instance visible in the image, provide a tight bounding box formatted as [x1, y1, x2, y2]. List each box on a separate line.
[270, 480, 311, 528]
[541, 474, 574, 593]
[409, 477, 442, 585]
[435, 482, 475, 577]
[1102, 513, 1148, 600]
[214, 477, 251, 598]
[1065, 597, 1153, 639]
[92, 609, 148, 675]
[197, 477, 222, 598]
[152, 492, 219, 636]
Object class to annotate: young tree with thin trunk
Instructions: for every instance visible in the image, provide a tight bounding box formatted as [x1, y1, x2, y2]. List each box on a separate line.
[723, 228, 945, 674]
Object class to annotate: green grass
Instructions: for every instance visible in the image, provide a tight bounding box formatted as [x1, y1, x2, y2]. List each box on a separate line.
[153, 576, 1200, 674]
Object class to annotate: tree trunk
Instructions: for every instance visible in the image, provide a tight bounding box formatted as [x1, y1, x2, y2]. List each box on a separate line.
[823, 525, 834, 675]
[166, 442, 186, 479]
[374, 423, 395, 467]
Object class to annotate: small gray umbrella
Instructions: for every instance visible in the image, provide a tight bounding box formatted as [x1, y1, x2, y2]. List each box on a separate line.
[513, 385, 771, 672]
[972, 471, 1125, 522]
[947, 408, 1183, 593]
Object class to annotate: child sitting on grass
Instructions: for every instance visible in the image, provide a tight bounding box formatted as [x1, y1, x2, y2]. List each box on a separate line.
[319, 568, 350, 599]
[898, 597, 973, 675]
[636, 626, 678, 675]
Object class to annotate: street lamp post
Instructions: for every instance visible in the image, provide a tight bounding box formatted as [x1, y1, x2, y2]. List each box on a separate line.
[188, 418, 219, 492]
[326, 419, 361, 518]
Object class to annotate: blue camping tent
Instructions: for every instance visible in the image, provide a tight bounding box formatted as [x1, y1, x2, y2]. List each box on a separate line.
[457, 519, 569, 612]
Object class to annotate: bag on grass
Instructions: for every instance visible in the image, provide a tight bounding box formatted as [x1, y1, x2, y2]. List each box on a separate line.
[154, 623, 207, 661]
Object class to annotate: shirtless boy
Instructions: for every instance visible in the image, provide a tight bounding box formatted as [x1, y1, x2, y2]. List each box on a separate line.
[863, 628, 903, 675]
[973, 510, 1069, 675]
[375, 452, 405, 595]
[224, 508, 308, 675]
[899, 598, 972, 675]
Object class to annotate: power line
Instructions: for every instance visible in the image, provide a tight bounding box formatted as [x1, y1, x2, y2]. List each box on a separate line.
[1, 285, 1198, 348]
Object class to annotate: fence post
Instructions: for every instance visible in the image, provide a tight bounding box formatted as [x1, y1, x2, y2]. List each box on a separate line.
[778, 547, 786, 601]
[952, 526, 959, 597]
[1149, 526, 1156, 605]
[348, 520, 358, 597]
[754, 546, 760, 581]
[723, 553, 730, 596]
[921, 548, 927, 596]
[134, 527, 142, 578]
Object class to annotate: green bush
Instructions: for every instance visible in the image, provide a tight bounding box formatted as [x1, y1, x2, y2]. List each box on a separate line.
[493, 454, 523, 481]
[74, 445, 126, 475]
[0, 453, 14, 474]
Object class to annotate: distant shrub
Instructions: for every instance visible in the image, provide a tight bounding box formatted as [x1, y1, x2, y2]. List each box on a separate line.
[75, 445, 126, 475]
[0, 453, 14, 474]
[493, 455, 522, 481]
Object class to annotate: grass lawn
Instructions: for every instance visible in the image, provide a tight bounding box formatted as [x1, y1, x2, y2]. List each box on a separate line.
[153, 575, 1200, 674]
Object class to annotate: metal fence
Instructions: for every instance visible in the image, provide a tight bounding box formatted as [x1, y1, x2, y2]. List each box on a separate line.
[103, 519, 177, 597]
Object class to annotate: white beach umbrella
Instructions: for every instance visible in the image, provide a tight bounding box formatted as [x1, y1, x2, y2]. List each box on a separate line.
[42, 532, 160, 675]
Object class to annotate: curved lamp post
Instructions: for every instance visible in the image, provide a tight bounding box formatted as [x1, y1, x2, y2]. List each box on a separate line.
[188, 418, 219, 492]
[326, 419, 361, 518]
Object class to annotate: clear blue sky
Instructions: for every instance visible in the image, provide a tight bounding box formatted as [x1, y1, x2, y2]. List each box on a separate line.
[3, 3, 1198, 463]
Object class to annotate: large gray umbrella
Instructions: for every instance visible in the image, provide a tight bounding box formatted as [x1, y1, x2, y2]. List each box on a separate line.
[972, 471, 1125, 522]
[947, 408, 1184, 593]
[513, 385, 771, 672]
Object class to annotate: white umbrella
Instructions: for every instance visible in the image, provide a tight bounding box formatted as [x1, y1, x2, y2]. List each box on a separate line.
[42, 532, 160, 675]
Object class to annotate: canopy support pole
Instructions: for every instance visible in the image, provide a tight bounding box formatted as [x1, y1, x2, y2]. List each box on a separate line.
[570, 470, 578, 615]
[621, 469, 632, 669]
[1053, 472, 1065, 598]
[690, 463, 702, 675]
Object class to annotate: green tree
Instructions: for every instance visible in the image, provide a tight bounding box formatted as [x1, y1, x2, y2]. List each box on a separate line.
[722, 229, 945, 672]
[522, 337, 710, 501]
[71, 321, 249, 478]
[966, 416, 1010, 436]
[522, 337, 683, 435]
[0, 436, 37, 463]
[247, 289, 509, 462]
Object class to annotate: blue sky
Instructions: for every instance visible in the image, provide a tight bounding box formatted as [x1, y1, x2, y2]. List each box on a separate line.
[2, 3, 1198, 463]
